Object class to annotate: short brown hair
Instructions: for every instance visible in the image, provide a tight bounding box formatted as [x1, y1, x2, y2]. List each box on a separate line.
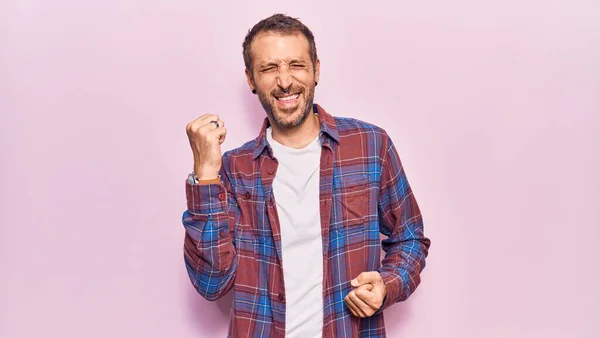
[243, 13, 318, 77]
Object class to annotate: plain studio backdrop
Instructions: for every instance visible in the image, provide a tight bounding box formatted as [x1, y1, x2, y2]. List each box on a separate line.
[1, 1, 599, 337]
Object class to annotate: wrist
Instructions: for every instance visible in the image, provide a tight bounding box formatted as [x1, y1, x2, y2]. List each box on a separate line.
[188, 173, 221, 185]
[193, 165, 220, 180]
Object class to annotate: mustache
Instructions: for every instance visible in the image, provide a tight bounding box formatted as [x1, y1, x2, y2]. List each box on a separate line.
[271, 86, 304, 97]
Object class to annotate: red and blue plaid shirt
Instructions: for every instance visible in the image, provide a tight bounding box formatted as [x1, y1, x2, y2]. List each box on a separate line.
[182, 104, 430, 337]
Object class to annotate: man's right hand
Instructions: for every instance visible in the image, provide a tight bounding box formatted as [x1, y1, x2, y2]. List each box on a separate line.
[186, 114, 227, 180]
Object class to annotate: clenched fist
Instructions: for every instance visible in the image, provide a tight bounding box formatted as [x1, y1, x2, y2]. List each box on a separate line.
[345, 271, 387, 318]
[186, 114, 227, 180]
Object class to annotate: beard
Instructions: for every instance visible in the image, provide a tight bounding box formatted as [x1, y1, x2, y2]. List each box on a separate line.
[256, 82, 315, 130]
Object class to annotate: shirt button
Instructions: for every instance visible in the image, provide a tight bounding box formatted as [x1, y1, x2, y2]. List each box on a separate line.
[218, 192, 225, 201]
[267, 169, 274, 175]
[219, 231, 227, 238]
[278, 293, 285, 301]
[244, 192, 251, 200]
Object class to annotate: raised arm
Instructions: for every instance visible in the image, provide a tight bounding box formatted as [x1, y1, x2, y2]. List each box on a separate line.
[181, 114, 237, 300]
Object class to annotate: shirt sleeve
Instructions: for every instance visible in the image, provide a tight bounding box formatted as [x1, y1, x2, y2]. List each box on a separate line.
[181, 161, 238, 301]
[376, 132, 431, 310]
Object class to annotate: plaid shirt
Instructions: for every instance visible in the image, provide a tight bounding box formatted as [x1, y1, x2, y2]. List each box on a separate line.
[182, 104, 430, 337]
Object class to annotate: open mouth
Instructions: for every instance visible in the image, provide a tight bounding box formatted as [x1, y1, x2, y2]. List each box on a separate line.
[275, 93, 301, 102]
[274, 93, 301, 109]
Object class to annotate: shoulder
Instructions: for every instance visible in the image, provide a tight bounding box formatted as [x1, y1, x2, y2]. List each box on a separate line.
[221, 138, 257, 166]
[333, 115, 392, 150]
[334, 116, 388, 136]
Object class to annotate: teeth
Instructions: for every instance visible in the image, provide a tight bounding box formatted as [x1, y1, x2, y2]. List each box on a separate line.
[278, 94, 299, 101]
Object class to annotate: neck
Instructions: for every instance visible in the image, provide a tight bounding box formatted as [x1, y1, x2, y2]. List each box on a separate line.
[270, 108, 321, 149]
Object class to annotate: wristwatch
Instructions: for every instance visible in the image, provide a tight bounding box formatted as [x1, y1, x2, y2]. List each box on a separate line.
[187, 173, 199, 185]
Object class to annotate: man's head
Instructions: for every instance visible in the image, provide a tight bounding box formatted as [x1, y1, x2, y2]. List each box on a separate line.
[243, 14, 320, 130]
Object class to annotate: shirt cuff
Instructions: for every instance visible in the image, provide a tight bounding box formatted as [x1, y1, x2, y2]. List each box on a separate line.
[185, 180, 228, 215]
[378, 270, 402, 311]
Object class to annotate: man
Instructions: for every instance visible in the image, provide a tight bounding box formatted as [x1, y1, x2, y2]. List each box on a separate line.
[182, 13, 430, 338]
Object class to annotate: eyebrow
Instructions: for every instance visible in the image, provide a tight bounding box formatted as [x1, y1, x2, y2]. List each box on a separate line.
[259, 61, 279, 68]
[287, 58, 307, 64]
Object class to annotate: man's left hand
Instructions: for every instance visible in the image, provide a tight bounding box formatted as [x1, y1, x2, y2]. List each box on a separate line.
[344, 271, 387, 318]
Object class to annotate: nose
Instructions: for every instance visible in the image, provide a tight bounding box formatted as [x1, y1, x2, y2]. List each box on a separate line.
[276, 68, 293, 92]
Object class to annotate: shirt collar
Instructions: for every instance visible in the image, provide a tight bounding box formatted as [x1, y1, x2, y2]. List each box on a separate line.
[252, 103, 340, 160]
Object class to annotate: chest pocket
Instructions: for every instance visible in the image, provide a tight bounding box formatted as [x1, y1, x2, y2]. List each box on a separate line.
[333, 173, 372, 229]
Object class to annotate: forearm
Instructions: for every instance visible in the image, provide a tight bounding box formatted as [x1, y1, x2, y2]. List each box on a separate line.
[183, 210, 237, 300]
[378, 215, 429, 307]
[182, 179, 237, 300]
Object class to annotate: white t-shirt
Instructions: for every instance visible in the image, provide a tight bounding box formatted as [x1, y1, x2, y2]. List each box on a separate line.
[266, 127, 324, 338]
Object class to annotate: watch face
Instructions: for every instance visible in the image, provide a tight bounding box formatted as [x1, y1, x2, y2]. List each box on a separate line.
[187, 173, 197, 184]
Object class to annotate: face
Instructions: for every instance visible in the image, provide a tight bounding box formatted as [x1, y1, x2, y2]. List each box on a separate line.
[246, 32, 320, 130]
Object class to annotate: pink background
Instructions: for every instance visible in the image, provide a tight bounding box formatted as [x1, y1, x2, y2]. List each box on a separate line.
[1, 1, 599, 337]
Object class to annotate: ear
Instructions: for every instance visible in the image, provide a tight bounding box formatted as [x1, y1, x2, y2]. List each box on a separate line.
[245, 69, 255, 93]
[314, 58, 321, 84]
